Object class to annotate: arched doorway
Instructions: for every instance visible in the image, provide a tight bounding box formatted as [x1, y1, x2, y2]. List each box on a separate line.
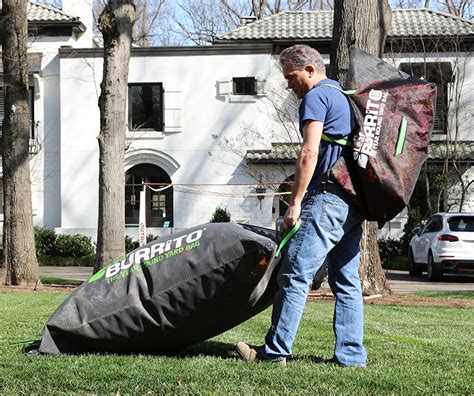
[125, 164, 173, 227]
[277, 174, 295, 218]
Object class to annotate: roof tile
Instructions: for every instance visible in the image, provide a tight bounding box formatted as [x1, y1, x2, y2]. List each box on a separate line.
[216, 9, 473, 42]
[246, 142, 474, 163]
[27, 1, 78, 22]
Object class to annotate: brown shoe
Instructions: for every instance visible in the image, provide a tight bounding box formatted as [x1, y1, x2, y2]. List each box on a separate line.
[236, 342, 287, 366]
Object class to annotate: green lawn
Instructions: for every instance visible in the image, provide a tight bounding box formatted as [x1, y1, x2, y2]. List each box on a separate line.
[39, 276, 83, 286]
[412, 290, 474, 300]
[0, 291, 472, 394]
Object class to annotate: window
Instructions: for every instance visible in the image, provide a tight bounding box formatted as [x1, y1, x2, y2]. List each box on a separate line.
[0, 85, 35, 138]
[125, 164, 173, 227]
[448, 216, 474, 232]
[128, 83, 163, 131]
[233, 77, 257, 95]
[217, 77, 265, 99]
[399, 62, 453, 135]
[423, 216, 442, 233]
[278, 175, 294, 217]
[0, 178, 3, 216]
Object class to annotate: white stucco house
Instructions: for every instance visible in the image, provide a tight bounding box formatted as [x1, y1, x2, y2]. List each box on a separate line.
[0, 0, 95, 233]
[1, 2, 473, 241]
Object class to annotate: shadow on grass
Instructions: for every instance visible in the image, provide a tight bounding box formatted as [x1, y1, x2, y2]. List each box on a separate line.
[173, 342, 339, 366]
[173, 340, 237, 359]
[24, 339, 338, 364]
[25, 340, 240, 360]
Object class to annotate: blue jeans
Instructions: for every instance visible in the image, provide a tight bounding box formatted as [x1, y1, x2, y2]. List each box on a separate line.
[264, 187, 366, 366]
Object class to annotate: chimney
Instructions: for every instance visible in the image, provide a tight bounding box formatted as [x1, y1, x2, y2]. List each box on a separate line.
[241, 16, 257, 25]
[62, 0, 94, 46]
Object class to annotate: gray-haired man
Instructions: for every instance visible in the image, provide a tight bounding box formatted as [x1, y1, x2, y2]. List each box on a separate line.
[237, 44, 366, 367]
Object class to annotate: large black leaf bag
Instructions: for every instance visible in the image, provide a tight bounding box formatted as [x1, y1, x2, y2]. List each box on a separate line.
[39, 223, 281, 354]
[330, 47, 437, 227]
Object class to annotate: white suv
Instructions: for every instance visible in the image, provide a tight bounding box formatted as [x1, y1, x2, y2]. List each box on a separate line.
[408, 212, 474, 281]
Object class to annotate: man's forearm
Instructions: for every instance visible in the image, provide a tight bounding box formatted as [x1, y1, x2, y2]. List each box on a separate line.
[290, 146, 318, 206]
[283, 120, 323, 229]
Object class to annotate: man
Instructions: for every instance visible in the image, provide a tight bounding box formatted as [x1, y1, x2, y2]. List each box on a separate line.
[236, 44, 366, 367]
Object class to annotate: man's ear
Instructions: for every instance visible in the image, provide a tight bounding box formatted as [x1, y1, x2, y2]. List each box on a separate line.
[304, 64, 316, 77]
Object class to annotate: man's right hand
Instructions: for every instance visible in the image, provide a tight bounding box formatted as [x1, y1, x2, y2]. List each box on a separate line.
[284, 203, 301, 230]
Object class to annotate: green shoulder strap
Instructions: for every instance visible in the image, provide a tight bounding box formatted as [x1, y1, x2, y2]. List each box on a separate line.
[318, 83, 356, 148]
[321, 134, 352, 147]
[318, 83, 357, 96]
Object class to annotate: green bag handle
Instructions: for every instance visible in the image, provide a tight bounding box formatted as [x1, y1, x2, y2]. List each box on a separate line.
[318, 83, 356, 148]
[9, 339, 40, 347]
[249, 221, 301, 306]
[276, 221, 301, 256]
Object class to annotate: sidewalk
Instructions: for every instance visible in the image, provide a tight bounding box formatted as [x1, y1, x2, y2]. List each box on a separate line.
[39, 266, 93, 281]
[38, 267, 474, 293]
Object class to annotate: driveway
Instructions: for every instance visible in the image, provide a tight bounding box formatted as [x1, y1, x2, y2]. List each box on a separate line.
[39, 267, 474, 294]
[385, 270, 474, 293]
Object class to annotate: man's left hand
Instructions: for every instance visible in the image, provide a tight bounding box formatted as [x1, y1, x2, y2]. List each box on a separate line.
[284, 203, 301, 230]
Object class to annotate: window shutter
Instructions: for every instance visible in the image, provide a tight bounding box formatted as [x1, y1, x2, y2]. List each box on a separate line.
[432, 84, 445, 135]
[0, 86, 4, 136]
[0, 86, 34, 137]
[256, 78, 266, 97]
[217, 77, 232, 97]
[163, 82, 182, 133]
[29, 87, 34, 138]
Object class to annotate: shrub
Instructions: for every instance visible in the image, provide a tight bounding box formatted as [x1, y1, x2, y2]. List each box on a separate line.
[401, 208, 424, 250]
[125, 234, 160, 253]
[146, 234, 159, 243]
[54, 234, 95, 258]
[210, 206, 231, 223]
[37, 254, 96, 267]
[34, 227, 57, 256]
[378, 238, 404, 263]
[125, 235, 139, 253]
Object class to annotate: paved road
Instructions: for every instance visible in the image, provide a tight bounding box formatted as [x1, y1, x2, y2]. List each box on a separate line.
[40, 266, 93, 282]
[39, 266, 474, 294]
[384, 270, 474, 293]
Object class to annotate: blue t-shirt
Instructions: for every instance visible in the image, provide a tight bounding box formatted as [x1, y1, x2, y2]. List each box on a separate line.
[299, 78, 354, 191]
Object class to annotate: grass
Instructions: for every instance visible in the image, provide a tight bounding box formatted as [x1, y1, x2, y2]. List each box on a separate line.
[1, 291, 473, 394]
[412, 290, 474, 300]
[39, 276, 83, 286]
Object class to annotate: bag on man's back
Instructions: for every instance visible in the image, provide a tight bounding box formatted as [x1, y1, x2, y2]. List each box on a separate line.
[328, 47, 437, 227]
[38, 222, 282, 355]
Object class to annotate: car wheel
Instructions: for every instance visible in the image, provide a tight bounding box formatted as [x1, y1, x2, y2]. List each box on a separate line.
[408, 250, 422, 277]
[427, 252, 442, 282]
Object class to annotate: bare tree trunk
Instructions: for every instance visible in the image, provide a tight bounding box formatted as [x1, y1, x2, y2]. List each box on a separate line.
[329, 0, 392, 295]
[1, 0, 39, 285]
[95, 0, 135, 272]
[424, 163, 432, 214]
[358, 221, 391, 294]
[330, 0, 391, 82]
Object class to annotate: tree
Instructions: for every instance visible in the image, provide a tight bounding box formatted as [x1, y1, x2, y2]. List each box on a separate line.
[329, 0, 393, 295]
[95, 0, 165, 46]
[210, 206, 231, 222]
[95, 0, 136, 272]
[1, 0, 39, 284]
[394, 0, 472, 18]
[168, 0, 334, 45]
